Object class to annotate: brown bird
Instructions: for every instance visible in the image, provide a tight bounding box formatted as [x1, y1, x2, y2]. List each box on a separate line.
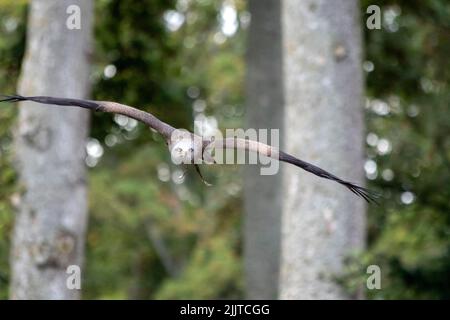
[1, 94, 379, 203]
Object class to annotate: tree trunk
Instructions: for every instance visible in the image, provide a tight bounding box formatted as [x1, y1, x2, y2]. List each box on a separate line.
[279, 0, 365, 299]
[244, 0, 283, 299]
[10, 0, 93, 299]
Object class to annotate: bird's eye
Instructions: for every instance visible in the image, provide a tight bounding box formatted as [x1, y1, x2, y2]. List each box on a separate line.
[189, 148, 194, 153]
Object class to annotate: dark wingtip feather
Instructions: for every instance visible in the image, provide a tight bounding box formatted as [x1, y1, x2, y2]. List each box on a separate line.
[279, 151, 381, 204]
[339, 181, 381, 205]
[0, 94, 26, 103]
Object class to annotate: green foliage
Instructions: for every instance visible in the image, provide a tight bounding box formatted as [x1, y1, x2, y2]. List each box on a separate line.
[1, 0, 448, 300]
[156, 235, 242, 299]
[0, 0, 247, 299]
[92, 0, 191, 134]
[83, 0, 246, 299]
[340, 0, 450, 299]
[84, 143, 243, 299]
[0, 0, 27, 299]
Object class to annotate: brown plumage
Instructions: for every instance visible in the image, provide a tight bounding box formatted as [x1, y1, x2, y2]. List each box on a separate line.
[1, 94, 379, 203]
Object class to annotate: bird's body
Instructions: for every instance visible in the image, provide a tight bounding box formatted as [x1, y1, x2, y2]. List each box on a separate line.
[0, 94, 379, 203]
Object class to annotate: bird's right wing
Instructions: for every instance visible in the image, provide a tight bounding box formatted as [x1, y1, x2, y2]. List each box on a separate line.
[0, 95, 176, 140]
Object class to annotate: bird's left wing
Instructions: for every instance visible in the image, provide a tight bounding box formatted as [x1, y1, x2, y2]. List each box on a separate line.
[206, 137, 379, 204]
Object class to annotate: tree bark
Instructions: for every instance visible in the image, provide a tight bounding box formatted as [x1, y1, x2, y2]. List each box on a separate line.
[244, 0, 283, 299]
[279, 0, 365, 299]
[10, 0, 93, 299]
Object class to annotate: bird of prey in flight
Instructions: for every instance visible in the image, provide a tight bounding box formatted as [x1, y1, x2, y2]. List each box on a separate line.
[0, 94, 378, 203]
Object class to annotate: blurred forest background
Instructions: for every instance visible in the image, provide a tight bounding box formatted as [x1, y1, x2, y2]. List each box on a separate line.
[0, 0, 449, 299]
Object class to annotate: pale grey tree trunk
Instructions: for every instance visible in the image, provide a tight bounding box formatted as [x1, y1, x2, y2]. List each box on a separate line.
[10, 0, 93, 299]
[279, 0, 365, 299]
[244, 0, 283, 299]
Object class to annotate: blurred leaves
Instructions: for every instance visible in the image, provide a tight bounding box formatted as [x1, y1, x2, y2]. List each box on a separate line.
[341, 0, 450, 299]
[83, 0, 246, 299]
[0, 0, 26, 300]
[1, 0, 449, 299]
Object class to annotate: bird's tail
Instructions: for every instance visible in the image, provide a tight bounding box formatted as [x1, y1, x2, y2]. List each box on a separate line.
[279, 151, 380, 204]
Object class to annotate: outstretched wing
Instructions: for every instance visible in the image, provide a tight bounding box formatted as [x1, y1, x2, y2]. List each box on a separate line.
[0, 95, 176, 140]
[2, 95, 379, 203]
[209, 137, 379, 204]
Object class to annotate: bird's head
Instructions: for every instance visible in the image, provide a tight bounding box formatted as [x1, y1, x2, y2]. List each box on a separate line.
[169, 129, 203, 165]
